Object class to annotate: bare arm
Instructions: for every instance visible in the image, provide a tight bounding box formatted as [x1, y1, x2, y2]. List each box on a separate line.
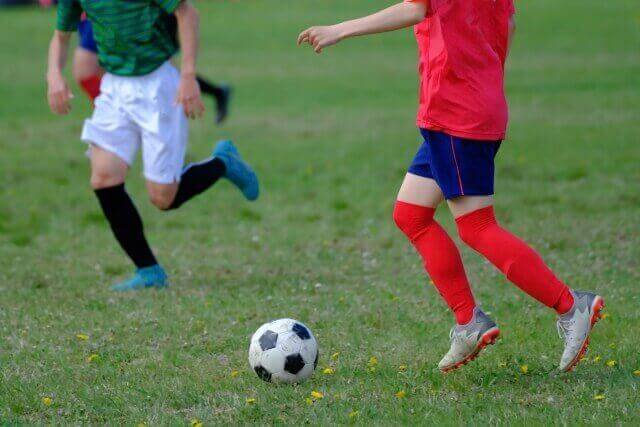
[47, 30, 74, 115]
[174, 0, 204, 119]
[298, 1, 429, 53]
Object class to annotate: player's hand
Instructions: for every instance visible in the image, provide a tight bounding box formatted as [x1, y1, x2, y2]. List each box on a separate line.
[177, 74, 205, 120]
[47, 74, 73, 115]
[297, 25, 344, 53]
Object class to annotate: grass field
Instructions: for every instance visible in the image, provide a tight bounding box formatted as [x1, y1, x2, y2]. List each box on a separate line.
[1, 0, 639, 424]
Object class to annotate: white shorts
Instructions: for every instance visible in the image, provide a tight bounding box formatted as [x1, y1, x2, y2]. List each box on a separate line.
[81, 61, 188, 184]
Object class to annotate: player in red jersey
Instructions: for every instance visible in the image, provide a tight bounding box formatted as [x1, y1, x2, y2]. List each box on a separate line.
[298, 0, 604, 372]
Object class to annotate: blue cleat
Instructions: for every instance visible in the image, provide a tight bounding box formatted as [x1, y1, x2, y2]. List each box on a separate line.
[213, 140, 259, 201]
[111, 264, 168, 292]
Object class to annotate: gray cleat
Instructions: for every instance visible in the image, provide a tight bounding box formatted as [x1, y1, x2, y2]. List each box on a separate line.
[557, 290, 605, 372]
[438, 307, 500, 372]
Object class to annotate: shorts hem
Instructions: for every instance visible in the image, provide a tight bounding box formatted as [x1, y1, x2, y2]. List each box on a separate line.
[444, 190, 495, 201]
[82, 138, 135, 167]
[143, 171, 181, 185]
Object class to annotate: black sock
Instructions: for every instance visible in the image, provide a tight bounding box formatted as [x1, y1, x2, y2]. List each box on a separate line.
[169, 157, 226, 210]
[196, 75, 225, 103]
[94, 184, 158, 269]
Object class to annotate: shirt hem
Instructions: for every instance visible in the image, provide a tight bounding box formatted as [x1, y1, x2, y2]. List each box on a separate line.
[417, 119, 506, 141]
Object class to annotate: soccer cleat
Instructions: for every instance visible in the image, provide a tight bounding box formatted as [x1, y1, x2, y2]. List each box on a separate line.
[557, 290, 605, 372]
[111, 264, 168, 292]
[213, 140, 259, 201]
[214, 84, 232, 124]
[438, 307, 500, 373]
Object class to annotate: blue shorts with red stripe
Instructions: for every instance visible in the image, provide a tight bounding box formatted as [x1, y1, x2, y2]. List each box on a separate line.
[408, 129, 501, 200]
[78, 20, 98, 54]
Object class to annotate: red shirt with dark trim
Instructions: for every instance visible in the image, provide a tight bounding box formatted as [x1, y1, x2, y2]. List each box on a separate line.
[407, 0, 515, 141]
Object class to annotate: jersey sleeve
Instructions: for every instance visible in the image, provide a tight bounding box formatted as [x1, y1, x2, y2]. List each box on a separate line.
[404, 0, 446, 14]
[154, 0, 182, 14]
[506, 0, 516, 15]
[56, 0, 82, 32]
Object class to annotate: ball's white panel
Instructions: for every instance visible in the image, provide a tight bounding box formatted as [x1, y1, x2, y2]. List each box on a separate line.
[248, 340, 263, 368]
[296, 362, 315, 381]
[277, 331, 302, 355]
[299, 339, 318, 365]
[270, 318, 296, 334]
[260, 348, 286, 374]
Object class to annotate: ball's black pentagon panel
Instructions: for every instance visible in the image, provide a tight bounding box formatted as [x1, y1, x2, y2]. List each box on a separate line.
[254, 365, 272, 382]
[259, 330, 278, 351]
[314, 350, 319, 369]
[284, 353, 305, 375]
[292, 323, 311, 340]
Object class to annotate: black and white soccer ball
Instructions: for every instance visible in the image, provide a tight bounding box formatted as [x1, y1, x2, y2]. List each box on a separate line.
[248, 318, 319, 383]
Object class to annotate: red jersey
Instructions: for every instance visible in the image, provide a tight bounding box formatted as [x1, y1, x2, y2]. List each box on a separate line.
[408, 0, 515, 141]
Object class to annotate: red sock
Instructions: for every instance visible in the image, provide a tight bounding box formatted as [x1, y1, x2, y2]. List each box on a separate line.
[79, 74, 102, 101]
[394, 201, 476, 324]
[455, 206, 574, 314]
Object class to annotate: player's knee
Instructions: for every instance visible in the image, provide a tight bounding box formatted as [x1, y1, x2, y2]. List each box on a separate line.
[456, 208, 497, 247]
[393, 200, 434, 240]
[90, 171, 123, 190]
[148, 191, 175, 211]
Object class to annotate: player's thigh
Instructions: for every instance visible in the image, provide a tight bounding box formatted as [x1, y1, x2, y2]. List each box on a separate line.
[447, 195, 494, 218]
[396, 173, 444, 208]
[72, 48, 103, 81]
[90, 145, 129, 189]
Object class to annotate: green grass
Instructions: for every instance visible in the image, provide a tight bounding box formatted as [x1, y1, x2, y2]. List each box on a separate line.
[1, 0, 639, 424]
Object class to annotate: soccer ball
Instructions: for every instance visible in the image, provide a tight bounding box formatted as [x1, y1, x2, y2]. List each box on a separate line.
[248, 318, 319, 383]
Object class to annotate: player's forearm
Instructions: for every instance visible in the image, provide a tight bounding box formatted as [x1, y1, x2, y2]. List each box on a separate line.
[336, 1, 427, 40]
[47, 31, 71, 81]
[175, 1, 199, 77]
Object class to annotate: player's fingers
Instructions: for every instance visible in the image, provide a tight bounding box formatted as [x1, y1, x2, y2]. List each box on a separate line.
[297, 29, 310, 45]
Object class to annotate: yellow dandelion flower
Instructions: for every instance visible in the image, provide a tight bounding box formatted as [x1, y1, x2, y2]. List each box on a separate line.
[606, 360, 616, 367]
[311, 391, 324, 400]
[395, 390, 406, 398]
[190, 419, 202, 427]
[601, 313, 610, 320]
[230, 369, 239, 378]
[76, 334, 89, 341]
[305, 397, 313, 405]
[331, 352, 340, 360]
[323, 367, 335, 375]
[42, 397, 53, 406]
[398, 365, 407, 372]
[246, 398, 256, 404]
[633, 369, 640, 376]
[593, 356, 602, 362]
[86, 354, 99, 363]
[594, 394, 605, 401]
[368, 356, 378, 367]
[520, 365, 529, 374]
[348, 410, 359, 418]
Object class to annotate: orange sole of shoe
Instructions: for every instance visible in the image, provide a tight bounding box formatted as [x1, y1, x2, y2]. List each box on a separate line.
[441, 327, 501, 373]
[563, 296, 605, 373]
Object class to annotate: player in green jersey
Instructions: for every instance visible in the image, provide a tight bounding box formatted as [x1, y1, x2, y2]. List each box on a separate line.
[47, 0, 260, 291]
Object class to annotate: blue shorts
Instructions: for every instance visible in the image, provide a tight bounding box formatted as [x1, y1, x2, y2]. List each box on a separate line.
[78, 20, 97, 53]
[408, 129, 501, 200]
